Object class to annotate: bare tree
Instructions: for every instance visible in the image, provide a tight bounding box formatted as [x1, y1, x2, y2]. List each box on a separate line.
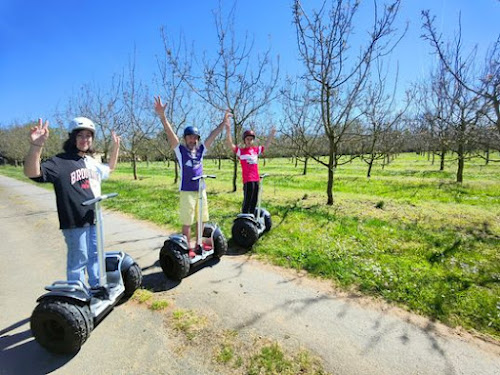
[417, 62, 455, 170]
[422, 11, 484, 182]
[155, 28, 195, 184]
[120, 49, 158, 180]
[422, 10, 500, 157]
[164, 2, 279, 192]
[57, 76, 123, 162]
[280, 78, 324, 176]
[292, 0, 406, 204]
[360, 61, 409, 177]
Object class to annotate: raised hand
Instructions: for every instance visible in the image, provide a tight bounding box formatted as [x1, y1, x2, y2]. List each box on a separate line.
[223, 109, 233, 125]
[154, 96, 167, 117]
[30, 118, 50, 146]
[111, 130, 121, 147]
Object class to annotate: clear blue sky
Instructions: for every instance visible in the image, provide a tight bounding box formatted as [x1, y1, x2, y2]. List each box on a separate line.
[1, 0, 499, 127]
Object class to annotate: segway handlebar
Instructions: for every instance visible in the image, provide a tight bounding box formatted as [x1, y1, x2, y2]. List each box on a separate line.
[82, 193, 119, 206]
[260, 173, 269, 180]
[192, 175, 216, 181]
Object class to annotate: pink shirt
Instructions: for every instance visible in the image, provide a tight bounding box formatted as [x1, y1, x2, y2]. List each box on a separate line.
[234, 145, 264, 183]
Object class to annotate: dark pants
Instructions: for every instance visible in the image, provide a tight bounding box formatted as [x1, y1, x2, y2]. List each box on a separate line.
[242, 181, 260, 214]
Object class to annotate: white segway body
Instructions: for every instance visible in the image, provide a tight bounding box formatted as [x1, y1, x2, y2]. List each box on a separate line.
[159, 175, 227, 281]
[30, 193, 142, 354]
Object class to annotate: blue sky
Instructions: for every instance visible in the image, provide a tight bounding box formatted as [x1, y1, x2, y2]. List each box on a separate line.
[0, 0, 499, 127]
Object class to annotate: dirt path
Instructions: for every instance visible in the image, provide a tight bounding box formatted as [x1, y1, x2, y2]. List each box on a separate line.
[1, 174, 499, 375]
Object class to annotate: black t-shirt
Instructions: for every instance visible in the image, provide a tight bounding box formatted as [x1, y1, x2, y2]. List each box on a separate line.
[31, 153, 110, 229]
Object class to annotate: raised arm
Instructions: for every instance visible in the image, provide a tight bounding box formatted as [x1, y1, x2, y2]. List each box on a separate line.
[24, 118, 49, 178]
[224, 119, 236, 151]
[205, 109, 232, 149]
[264, 126, 276, 151]
[154, 95, 179, 150]
[108, 130, 121, 172]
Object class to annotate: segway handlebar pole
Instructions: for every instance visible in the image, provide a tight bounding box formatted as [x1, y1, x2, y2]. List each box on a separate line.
[81, 193, 119, 287]
[192, 175, 216, 248]
[256, 174, 269, 219]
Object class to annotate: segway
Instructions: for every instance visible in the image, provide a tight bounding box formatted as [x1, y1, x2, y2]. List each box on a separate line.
[159, 175, 227, 281]
[30, 193, 142, 355]
[231, 173, 272, 248]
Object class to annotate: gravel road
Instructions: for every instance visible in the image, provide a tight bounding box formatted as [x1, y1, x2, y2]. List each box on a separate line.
[1, 174, 499, 375]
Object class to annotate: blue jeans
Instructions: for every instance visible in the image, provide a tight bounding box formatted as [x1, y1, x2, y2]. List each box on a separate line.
[62, 225, 99, 288]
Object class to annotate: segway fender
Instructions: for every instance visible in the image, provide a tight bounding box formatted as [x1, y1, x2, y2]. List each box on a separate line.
[234, 213, 257, 225]
[120, 252, 137, 273]
[166, 234, 189, 250]
[37, 290, 91, 304]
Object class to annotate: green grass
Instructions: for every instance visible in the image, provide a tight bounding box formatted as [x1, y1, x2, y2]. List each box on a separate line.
[2, 152, 499, 339]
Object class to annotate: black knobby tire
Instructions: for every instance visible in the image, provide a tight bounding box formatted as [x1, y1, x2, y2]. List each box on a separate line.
[232, 219, 259, 248]
[159, 241, 190, 281]
[122, 263, 143, 297]
[213, 231, 228, 258]
[30, 299, 92, 354]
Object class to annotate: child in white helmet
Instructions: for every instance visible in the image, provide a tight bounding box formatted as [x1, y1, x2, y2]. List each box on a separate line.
[24, 117, 121, 294]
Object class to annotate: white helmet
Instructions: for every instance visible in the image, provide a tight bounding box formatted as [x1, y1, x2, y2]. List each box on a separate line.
[68, 117, 96, 134]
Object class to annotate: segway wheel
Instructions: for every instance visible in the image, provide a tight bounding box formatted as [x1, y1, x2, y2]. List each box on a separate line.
[122, 263, 143, 298]
[213, 231, 228, 258]
[232, 219, 259, 248]
[30, 299, 92, 354]
[159, 241, 190, 281]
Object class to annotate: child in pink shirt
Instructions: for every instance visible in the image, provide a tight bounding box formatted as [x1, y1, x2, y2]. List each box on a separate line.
[225, 123, 275, 214]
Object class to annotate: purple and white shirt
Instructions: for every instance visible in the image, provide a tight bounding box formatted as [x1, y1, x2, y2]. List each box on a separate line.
[174, 143, 206, 192]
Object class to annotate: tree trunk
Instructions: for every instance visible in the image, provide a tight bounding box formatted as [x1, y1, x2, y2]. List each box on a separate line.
[132, 154, 138, 180]
[367, 157, 374, 178]
[440, 152, 445, 171]
[302, 157, 308, 175]
[485, 149, 489, 165]
[456, 144, 464, 183]
[326, 151, 335, 206]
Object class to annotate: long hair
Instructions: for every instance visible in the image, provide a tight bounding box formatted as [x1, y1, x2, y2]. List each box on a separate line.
[63, 130, 96, 155]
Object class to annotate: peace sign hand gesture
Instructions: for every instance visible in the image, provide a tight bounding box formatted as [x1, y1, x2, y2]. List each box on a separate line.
[30, 118, 49, 146]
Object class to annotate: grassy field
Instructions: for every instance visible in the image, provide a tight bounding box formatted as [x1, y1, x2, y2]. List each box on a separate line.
[2, 152, 499, 340]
